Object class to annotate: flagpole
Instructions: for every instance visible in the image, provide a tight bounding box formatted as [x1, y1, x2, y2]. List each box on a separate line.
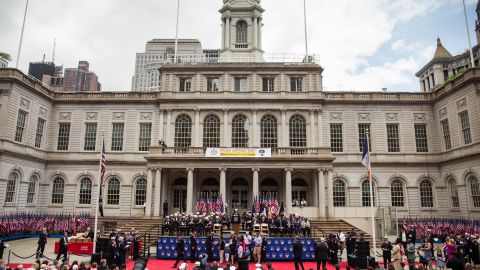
[303, 0, 309, 60]
[462, 0, 476, 67]
[93, 131, 105, 253]
[174, 0, 180, 63]
[16, 0, 29, 68]
[366, 130, 377, 258]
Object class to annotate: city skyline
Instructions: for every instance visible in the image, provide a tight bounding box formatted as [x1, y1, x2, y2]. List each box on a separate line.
[0, 0, 478, 91]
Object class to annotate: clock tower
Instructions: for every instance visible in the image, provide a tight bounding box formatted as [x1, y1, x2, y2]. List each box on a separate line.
[219, 0, 265, 62]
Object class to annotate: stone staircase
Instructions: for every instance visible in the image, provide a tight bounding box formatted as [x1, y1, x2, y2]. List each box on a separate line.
[310, 219, 382, 248]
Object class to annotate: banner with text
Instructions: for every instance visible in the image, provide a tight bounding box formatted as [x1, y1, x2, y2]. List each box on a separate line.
[205, 148, 272, 158]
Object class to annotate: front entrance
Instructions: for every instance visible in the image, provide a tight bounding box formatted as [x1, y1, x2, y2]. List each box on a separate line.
[231, 178, 249, 210]
[172, 178, 187, 213]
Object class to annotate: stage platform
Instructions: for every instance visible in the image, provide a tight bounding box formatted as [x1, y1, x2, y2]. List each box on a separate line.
[158, 236, 316, 261]
[128, 260, 349, 270]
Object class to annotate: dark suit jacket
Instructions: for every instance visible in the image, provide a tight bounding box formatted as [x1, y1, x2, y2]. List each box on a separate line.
[38, 232, 47, 245]
[315, 242, 329, 260]
[59, 237, 68, 252]
[293, 241, 303, 259]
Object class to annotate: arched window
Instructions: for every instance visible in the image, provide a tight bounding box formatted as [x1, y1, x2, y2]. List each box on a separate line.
[236, 20, 248, 44]
[78, 177, 92, 205]
[260, 178, 278, 194]
[419, 179, 434, 208]
[232, 115, 249, 147]
[469, 175, 480, 208]
[5, 173, 18, 203]
[203, 115, 221, 147]
[361, 180, 376, 207]
[202, 178, 219, 200]
[174, 115, 192, 148]
[292, 178, 308, 203]
[27, 175, 38, 204]
[135, 178, 147, 206]
[289, 115, 307, 147]
[51, 177, 65, 204]
[107, 177, 121, 205]
[447, 178, 459, 208]
[260, 115, 278, 148]
[333, 179, 346, 207]
[390, 179, 405, 207]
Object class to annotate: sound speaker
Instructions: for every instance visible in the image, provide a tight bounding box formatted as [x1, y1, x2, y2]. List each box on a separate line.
[355, 241, 370, 257]
[95, 238, 110, 253]
[90, 253, 101, 264]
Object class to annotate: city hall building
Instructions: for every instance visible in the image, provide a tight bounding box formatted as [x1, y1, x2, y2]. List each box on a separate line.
[0, 0, 480, 234]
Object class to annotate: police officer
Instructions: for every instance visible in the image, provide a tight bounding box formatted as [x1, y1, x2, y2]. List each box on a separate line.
[382, 236, 393, 267]
[190, 232, 197, 263]
[173, 235, 186, 268]
[36, 227, 48, 259]
[206, 233, 214, 263]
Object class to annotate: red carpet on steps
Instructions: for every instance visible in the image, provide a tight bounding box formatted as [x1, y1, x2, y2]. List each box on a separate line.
[126, 260, 349, 270]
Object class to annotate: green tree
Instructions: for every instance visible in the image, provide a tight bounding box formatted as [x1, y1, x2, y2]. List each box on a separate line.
[0, 52, 12, 62]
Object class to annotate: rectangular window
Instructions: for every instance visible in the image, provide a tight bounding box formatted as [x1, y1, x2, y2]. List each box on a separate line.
[358, 123, 372, 152]
[57, 123, 71, 151]
[84, 123, 97, 151]
[27, 181, 35, 204]
[386, 123, 400, 152]
[330, 123, 343, 152]
[414, 124, 428, 152]
[234, 78, 247, 91]
[207, 78, 219, 92]
[179, 78, 191, 92]
[262, 78, 275, 92]
[290, 77, 303, 92]
[34, 118, 46, 148]
[15, 110, 28, 142]
[139, 123, 152, 151]
[459, 111, 472, 145]
[111, 123, 124, 151]
[441, 119, 452, 150]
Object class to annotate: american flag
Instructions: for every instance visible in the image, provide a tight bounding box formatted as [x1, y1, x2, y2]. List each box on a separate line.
[98, 139, 106, 217]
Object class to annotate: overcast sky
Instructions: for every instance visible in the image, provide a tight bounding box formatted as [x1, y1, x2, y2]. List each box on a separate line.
[0, 0, 478, 92]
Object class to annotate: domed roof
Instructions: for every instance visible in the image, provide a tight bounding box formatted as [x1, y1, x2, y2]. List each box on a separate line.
[433, 38, 452, 59]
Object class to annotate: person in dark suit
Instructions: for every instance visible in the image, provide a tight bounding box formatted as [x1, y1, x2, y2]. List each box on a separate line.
[381, 236, 393, 267]
[293, 237, 305, 270]
[206, 233, 214, 263]
[190, 232, 197, 263]
[36, 227, 48, 259]
[0, 236, 8, 259]
[315, 238, 329, 270]
[163, 200, 169, 218]
[56, 231, 69, 262]
[173, 235, 186, 268]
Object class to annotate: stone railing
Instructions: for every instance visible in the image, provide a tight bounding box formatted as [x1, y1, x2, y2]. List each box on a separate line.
[148, 147, 333, 158]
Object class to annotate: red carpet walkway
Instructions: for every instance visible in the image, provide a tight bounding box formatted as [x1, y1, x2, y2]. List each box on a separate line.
[126, 260, 348, 270]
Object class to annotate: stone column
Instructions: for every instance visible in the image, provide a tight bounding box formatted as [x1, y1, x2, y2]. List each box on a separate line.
[310, 110, 316, 147]
[318, 169, 326, 218]
[225, 17, 230, 49]
[153, 168, 162, 217]
[159, 110, 164, 142]
[194, 110, 201, 147]
[220, 168, 227, 204]
[285, 168, 292, 215]
[252, 168, 260, 200]
[252, 110, 257, 147]
[186, 168, 194, 214]
[222, 18, 225, 50]
[281, 110, 288, 147]
[166, 110, 172, 146]
[326, 169, 334, 218]
[145, 169, 154, 217]
[317, 110, 323, 147]
[253, 16, 258, 48]
[223, 110, 230, 147]
[258, 18, 262, 49]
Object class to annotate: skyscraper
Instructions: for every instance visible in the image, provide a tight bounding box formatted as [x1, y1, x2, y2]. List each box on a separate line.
[63, 61, 101, 92]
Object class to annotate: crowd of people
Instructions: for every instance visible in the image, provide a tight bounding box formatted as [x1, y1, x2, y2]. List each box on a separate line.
[0, 259, 118, 270]
[162, 211, 312, 237]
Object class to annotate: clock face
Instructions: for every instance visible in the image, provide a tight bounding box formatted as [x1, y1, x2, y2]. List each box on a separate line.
[237, 21, 247, 31]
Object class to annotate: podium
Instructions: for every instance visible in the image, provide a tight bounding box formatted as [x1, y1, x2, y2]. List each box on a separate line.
[232, 224, 241, 235]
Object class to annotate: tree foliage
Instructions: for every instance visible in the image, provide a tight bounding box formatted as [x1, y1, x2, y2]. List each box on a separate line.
[0, 52, 12, 62]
